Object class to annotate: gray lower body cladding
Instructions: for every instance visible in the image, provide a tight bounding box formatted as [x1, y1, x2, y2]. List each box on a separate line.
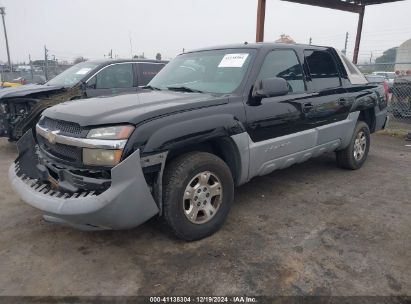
[9, 133, 159, 230]
[232, 111, 362, 184]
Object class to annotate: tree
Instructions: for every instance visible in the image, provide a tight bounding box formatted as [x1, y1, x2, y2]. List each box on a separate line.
[375, 47, 397, 64]
[156, 53, 162, 61]
[133, 53, 146, 59]
[275, 34, 295, 44]
[73, 57, 87, 64]
[375, 47, 397, 71]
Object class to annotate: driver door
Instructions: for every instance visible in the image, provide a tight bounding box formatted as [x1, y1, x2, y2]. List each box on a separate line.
[245, 49, 315, 142]
[245, 49, 324, 177]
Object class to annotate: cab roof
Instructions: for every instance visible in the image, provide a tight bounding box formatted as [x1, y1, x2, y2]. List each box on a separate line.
[86, 58, 168, 65]
[186, 42, 333, 54]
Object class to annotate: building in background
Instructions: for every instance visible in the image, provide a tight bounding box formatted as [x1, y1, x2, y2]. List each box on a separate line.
[395, 38, 411, 76]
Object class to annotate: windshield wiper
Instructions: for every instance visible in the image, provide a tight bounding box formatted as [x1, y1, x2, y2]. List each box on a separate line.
[143, 85, 162, 91]
[166, 86, 204, 93]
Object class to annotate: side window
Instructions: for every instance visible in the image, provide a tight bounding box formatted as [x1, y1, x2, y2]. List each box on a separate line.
[257, 50, 305, 93]
[86, 75, 96, 88]
[138, 63, 164, 86]
[95, 64, 134, 89]
[304, 50, 341, 90]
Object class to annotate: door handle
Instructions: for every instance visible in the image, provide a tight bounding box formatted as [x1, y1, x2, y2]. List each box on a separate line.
[302, 102, 314, 113]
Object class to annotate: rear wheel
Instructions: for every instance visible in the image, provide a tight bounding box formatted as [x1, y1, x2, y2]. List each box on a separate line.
[162, 152, 234, 241]
[336, 121, 370, 170]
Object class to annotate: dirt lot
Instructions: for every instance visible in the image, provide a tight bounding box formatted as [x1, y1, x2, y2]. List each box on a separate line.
[0, 134, 410, 296]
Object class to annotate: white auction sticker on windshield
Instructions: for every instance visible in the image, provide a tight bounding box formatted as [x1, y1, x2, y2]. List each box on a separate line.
[75, 68, 92, 75]
[218, 53, 249, 68]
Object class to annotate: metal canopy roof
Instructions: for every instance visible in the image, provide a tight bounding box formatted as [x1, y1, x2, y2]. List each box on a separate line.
[256, 0, 405, 63]
[282, 0, 404, 13]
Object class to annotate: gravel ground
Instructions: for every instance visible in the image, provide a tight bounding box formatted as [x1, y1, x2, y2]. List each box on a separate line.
[0, 134, 410, 296]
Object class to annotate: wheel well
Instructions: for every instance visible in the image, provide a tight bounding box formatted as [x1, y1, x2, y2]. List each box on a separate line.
[358, 108, 376, 133]
[166, 137, 242, 186]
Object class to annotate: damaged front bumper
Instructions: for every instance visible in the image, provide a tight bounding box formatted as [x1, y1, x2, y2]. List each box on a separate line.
[8, 131, 159, 230]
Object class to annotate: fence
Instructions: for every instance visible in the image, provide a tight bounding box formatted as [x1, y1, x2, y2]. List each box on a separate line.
[357, 63, 410, 134]
[387, 79, 411, 135]
[1, 64, 71, 85]
[1, 70, 47, 84]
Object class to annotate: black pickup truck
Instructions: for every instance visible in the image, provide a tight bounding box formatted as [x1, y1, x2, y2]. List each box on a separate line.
[9, 43, 388, 241]
[0, 59, 166, 141]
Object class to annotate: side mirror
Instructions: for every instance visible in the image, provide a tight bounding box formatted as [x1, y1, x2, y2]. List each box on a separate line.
[83, 79, 96, 90]
[252, 77, 289, 100]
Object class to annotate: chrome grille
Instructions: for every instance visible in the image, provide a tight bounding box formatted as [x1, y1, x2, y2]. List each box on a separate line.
[38, 135, 82, 163]
[40, 117, 83, 135]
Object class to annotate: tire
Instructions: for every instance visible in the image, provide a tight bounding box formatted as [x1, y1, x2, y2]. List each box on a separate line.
[162, 152, 234, 241]
[336, 121, 370, 170]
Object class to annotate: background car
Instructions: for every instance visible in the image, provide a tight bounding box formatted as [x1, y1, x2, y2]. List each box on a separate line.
[372, 71, 396, 84]
[0, 81, 23, 88]
[0, 59, 167, 140]
[366, 74, 390, 101]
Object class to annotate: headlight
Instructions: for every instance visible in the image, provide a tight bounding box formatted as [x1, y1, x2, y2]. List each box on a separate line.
[84, 125, 135, 166]
[87, 125, 135, 140]
[83, 148, 123, 166]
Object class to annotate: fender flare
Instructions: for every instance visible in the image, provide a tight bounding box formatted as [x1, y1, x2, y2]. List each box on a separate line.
[350, 90, 378, 113]
[140, 113, 246, 153]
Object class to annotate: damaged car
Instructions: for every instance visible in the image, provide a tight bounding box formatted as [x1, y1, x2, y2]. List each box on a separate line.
[0, 59, 166, 140]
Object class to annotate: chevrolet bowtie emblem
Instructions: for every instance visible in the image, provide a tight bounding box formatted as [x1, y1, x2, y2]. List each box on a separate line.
[46, 130, 60, 144]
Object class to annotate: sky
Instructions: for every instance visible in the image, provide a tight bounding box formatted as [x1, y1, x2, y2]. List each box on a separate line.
[0, 0, 410, 64]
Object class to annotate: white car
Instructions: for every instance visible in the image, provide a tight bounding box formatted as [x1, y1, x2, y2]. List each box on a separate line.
[372, 71, 395, 84]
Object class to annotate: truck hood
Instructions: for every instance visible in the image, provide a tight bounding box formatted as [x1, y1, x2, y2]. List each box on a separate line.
[43, 90, 228, 126]
[0, 84, 65, 100]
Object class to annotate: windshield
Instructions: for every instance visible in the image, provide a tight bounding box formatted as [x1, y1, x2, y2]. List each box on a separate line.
[46, 61, 100, 87]
[148, 49, 255, 94]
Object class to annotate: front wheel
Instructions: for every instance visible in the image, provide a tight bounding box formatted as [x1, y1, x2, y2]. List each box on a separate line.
[336, 121, 370, 170]
[162, 152, 234, 241]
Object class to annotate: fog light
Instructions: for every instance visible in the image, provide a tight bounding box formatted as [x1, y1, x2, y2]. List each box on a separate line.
[83, 149, 123, 166]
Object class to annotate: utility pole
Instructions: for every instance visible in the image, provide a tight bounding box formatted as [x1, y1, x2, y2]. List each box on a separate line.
[44, 45, 49, 81]
[52, 55, 57, 75]
[369, 51, 373, 64]
[309, 37, 312, 45]
[255, 0, 266, 42]
[29, 54, 34, 81]
[109, 49, 113, 59]
[129, 35, 133, 59]
[343, 32, 349, 55]
[0, 7, 12, 72]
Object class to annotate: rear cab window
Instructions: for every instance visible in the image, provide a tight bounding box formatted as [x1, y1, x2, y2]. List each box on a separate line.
[304, 50, 341, 91]
[137, 63, 165, 86]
